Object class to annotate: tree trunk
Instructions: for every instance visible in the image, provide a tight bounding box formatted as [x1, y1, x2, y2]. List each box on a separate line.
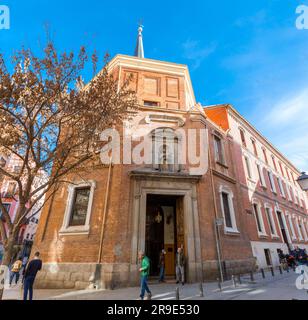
[0, 237, 16, 300]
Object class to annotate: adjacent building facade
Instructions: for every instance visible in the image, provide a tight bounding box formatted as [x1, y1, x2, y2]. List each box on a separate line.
[205, 105, 308, 269]
[0, 154, 46, 262]
[31, 31, 308, 290]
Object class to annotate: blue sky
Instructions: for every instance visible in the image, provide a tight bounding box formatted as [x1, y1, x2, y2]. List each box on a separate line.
[1, 0, 308, 170]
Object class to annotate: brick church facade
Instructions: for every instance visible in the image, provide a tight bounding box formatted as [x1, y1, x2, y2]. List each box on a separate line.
[32, 28, 308, 290]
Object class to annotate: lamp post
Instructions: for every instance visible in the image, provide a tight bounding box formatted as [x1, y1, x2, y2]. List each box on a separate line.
[297, 172, 308, 191]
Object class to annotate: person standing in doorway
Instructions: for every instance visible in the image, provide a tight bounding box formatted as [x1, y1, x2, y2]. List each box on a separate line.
[9, 256, 23, 286]
[138, 251, 152, 300]
[158, 249, 166, 283]
[23, 252, 42, 301]
[175, 247, 185, 285]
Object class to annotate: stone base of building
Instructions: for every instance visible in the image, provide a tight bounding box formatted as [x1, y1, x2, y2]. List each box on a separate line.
[202, 258, 256, 280]
[35, 259, 256, 290]
[34, 263, 134, 290]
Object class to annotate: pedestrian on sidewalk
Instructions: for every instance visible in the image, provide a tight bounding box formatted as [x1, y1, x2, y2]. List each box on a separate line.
[175, 247, 185, 285]
[9, 256, 23, 286]
[158, 249, 166, 283]
[138, 251, 152, 300]
[23, 252, 42, 301]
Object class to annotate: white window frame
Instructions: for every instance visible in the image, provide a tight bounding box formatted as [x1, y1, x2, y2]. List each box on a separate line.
[286, 183, 292, 202]
[59, 180, 96, 235]
[251, 138, 258, 157]
[219, 186, 239, 234]
[5, 180, 17, 195]
[277, 177, 286, 198]
[256, 162, 266, 187]
[277, 210, 292, 244]
[286, 212, 297, 241]
[252, 200, 267, 237]
[264, 203, 278, 238]
[300, 219, 308, 241]
[294, 215, 304, 241]
[267, 171, 277, 194]
[244, 154, 253, 180]
[0, 202, 11, 219]
[213, 134, 226, 165]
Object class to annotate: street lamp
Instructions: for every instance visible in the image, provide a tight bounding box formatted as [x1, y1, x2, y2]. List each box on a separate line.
[297, 172, 308, 191]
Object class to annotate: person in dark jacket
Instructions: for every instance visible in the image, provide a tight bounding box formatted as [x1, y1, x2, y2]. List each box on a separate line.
[23, 252, 42, 301]
[292, 246, 306, 265]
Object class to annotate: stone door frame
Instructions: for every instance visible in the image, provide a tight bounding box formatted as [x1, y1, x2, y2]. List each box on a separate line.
[129, 175, 202, 283]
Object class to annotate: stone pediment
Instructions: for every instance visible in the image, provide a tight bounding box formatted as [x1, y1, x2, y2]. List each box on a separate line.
[144, 114, 185, 127]
[129, 168, 202, 181]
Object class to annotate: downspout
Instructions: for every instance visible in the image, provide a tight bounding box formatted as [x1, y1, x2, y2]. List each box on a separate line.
[208, 139, 224, 283]
[97, 156, 113, 263]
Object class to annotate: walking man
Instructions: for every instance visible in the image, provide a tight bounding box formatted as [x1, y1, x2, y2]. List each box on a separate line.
[138, 251, 152, 300]
[23, 252, 42, 301]
[158, 249, 166, 282]
[9, 256, 23, 286]
[175, 247, 185, 285]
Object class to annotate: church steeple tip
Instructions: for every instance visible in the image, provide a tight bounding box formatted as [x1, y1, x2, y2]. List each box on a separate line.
[134, 23, 144, 58]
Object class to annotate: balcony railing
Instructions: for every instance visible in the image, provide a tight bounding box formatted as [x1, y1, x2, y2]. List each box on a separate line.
[0, 191, 16, 199]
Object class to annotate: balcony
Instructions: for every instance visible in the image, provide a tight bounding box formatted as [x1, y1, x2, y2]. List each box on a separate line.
[0, 191, 17, 199]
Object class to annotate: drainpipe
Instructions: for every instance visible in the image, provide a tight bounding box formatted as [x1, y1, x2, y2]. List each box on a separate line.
[208, 139, 224, 283]
[97, 156, 113, 263]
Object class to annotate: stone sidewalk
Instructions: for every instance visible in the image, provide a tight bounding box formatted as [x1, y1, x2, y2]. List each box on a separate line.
[3, 269, 308, 300]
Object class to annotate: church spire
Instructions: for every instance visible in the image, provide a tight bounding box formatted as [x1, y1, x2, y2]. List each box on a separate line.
[134, 24, 144, 58]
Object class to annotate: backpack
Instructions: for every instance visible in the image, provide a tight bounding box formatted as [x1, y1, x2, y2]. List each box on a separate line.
[12, 260, 21, 272]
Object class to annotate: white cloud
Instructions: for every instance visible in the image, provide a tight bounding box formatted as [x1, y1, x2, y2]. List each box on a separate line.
[265, 89, 308, 125]
[220, 21, 308, 171]
[182, 39, 217, 70]
[234, 10, 267, 28]
[259, 88, 308, 171]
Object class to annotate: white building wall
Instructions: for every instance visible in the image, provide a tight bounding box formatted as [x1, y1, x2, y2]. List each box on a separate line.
[250, 241, 288, 269]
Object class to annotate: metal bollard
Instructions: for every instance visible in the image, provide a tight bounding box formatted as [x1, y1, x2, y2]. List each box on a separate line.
[279, 266, 283, 274]
[175, 287, 180, 300]
[301, 270, 305, 286]
[232, 275, 236, 288]
[261, 268, 265, 279]
[250, 271, 255, 282]
[270, 266, 275, 277]
[199, 283, 204, 297]
[237, 274, 242, 284]
[217, 278, 222, 291]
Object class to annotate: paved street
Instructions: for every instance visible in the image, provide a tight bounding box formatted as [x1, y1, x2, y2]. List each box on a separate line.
[3, 269, 308, 300]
